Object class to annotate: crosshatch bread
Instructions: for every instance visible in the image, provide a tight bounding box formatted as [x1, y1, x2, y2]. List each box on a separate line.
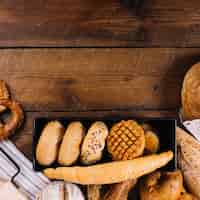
[107, 120, 145, 161]
[44, 151, 173, 185]
[36, 121, 65, 166]
[58, 121, 85, 166]
[182, 62, 200, 120]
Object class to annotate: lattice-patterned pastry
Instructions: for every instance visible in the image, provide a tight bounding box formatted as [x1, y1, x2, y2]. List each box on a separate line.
[107, 120, 145, 161]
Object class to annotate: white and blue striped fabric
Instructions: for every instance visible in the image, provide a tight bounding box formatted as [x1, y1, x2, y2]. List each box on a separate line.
[0, 140, 50, 200]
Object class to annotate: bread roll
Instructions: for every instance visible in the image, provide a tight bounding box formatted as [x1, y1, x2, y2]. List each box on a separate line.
[145, 130, 160, 154]
[36, 121, 64, 166]
[81, 121, 108, 165]
[44, 151, 173, 185]
[140, 170, 183, 200]
[58, 122, 85, 166]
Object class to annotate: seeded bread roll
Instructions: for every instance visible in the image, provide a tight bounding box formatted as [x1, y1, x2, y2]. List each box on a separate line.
[58, 122, 85, 166]
[36, 121, 65, 166]
[81, 121, 108, 165]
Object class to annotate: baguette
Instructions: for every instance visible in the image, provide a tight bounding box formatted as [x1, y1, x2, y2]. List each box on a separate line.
[58, 122, 85, 166]
[44, 151, 173, 185]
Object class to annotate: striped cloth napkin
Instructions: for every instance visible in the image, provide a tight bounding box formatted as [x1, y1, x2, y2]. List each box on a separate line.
[0, 140, 50, 200]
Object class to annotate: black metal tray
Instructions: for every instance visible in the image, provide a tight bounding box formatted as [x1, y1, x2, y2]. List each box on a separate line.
[33, 117, 177, 171]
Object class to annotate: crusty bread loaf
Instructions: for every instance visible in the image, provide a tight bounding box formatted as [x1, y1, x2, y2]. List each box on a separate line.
[44, 151, 173, 185]
[103, 179, 137, 200]
[81, 121, 108, 165]
[36, 121, 64, 166]
[140, 170, 183, 200]
[58, 121, 85, 166]
[177, 127, 200, 199]
[181, 62, 200, 120]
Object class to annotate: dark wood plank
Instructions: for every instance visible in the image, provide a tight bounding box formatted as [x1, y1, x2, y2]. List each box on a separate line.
[0, 0, 200, 47]
[12, 110, 177, 159]
[0, 48, 199, 111]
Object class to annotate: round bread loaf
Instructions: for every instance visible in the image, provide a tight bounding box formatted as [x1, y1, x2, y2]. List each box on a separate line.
[182, 62, 200, 120]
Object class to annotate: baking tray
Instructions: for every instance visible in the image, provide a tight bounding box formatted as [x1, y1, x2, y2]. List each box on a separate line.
[33, 117, 177, 171]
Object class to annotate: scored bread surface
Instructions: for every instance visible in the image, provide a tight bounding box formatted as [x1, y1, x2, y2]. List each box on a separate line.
[107, 120, 145, 160]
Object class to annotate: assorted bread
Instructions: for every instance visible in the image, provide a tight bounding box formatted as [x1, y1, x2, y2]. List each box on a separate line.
[35, 119, 172, 199]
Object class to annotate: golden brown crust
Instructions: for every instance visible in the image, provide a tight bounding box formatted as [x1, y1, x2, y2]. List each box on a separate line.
[44, 151, 173, 185]
[0, 80, 10, 113]
[176, 127, 200, 199]
[145, 130, 160, 154]
[140, 170, 183, 200]
[182, 62, 200, 120]
[81, 121, 108, 165]
[179, 188, 198, 200]
[103, 179, 137, 200]
[58, 121, 85, 166]
[107, 120, 145, 161]
[36, 121, 65, 166]
[0, 99, 24, 141]
[87, 185, 102, 200]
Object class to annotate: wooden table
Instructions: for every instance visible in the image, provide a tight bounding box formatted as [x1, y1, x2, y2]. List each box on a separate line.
[0, 0, 200, 159]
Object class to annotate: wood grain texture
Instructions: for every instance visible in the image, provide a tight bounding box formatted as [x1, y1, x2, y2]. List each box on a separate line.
[11, 110, 177, 159]
[0, 48, 199, 111]
[0, 0, 200, 47]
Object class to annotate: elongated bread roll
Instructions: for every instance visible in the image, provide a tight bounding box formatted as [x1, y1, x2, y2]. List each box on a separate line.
[58, 122, 85, 166]
[44, 151, 173, 185]
[81, 121, 108, 165]
[36, 121, 64, 166]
